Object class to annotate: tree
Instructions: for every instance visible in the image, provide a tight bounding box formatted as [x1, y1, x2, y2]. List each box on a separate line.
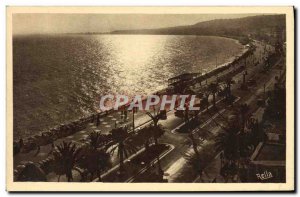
[182, 128, 208, 158]
[208, 82, 219, 109]
[88, 131, 110, 150]
[184, 142, 214, 182]
[188, 132, 201, 157]
[263, 85, 286, 121]
[68, 131, 113, 182]
[205, 109, 240, 182]
[107, 126, 138, 178]
[247, 118, 262, 147]
[215, 129, 239, 162]
[77, 147, 111, 182]
[16, 162, 47, 182]
[52, 141, 81, 182]
[149, 124, 166, 176]
[145, 111, 166, 145]
[225, 77, 235, 101]
[133, 126, 153, 155]
[213, 110, 254, 181]
[215, 128, 240, 182]
[239, 103, 250, 133]
[145, 111, 166, 176]
[200, 93, 210, 111]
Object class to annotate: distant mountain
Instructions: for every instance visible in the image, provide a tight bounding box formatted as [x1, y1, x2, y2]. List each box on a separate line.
[110, 15, 286, 41]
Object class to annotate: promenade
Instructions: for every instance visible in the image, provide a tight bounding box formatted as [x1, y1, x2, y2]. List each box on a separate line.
[131, 41, 282, 182]
[13, 40, 279, 182]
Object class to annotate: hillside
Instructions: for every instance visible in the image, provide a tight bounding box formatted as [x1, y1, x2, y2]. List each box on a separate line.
[110, 15, 286, 42]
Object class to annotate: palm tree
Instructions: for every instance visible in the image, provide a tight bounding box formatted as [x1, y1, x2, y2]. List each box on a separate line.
[215, 129, 239, 162]
[188, 132, 200, 156]
[149, 124, 166, 175]
[145, 111, 166, 144]
[200, 93, 210, 111]
[213, 110, 253, 181]
[145, 111, 166, 175]
[133, 126, 153, 155]
[215, 128, 239, 182]
[183, 128, 213, 157]
[183, 130, 202, 157]
[16, 162, 47, 182]
[239, 103, 249, 133]
[225, 77, 235, 101]
[52, 141, 81, 182]
[77, 146, 112, 182]
[107, 126, 138, 178]
[207, 108, 239, 159]
[208, 82, 219, 109]
[184, 142, 214, 182]
[88, 131, 110, 150]
[184, 126, 214, 181]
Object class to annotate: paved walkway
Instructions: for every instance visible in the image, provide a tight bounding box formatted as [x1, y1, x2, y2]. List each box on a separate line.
[130, 41, 280, 182]
[193, 56, 283, 183]
[14, 40, 276, 182]
[14, 44, 250, 168]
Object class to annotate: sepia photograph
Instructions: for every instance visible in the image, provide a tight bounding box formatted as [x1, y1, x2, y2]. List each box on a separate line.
[6, 6, 294, 191]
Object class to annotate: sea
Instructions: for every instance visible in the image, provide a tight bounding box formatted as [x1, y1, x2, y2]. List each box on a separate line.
[13, 34, 244, 139]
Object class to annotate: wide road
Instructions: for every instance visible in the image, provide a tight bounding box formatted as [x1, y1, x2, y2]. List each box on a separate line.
[98, 40, 280, 183]
[129, 41, 283, 183]
[14, 40, 279, 182]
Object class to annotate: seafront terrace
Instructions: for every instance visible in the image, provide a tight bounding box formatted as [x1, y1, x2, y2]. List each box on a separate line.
[13, 40, 283, 182]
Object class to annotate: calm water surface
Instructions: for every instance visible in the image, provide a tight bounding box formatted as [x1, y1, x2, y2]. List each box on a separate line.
[13, 34, 243, 138]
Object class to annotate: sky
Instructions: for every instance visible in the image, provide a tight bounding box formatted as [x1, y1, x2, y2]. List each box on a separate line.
[13, 14, 259, 35]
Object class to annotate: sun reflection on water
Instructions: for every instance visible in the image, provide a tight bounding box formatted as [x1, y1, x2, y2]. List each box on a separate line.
[95, 35, 169, 96]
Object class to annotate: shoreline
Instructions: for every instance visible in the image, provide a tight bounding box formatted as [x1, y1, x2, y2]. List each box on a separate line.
[13, 37, 252, 146]
[13, 34, 245, 140]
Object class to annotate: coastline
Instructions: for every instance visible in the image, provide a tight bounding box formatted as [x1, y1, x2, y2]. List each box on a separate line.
[13, 37, 253, 147]
[13, 34, 244, 140]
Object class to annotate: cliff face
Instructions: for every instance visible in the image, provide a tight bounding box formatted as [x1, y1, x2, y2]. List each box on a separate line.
[110, 15, 286, 39]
